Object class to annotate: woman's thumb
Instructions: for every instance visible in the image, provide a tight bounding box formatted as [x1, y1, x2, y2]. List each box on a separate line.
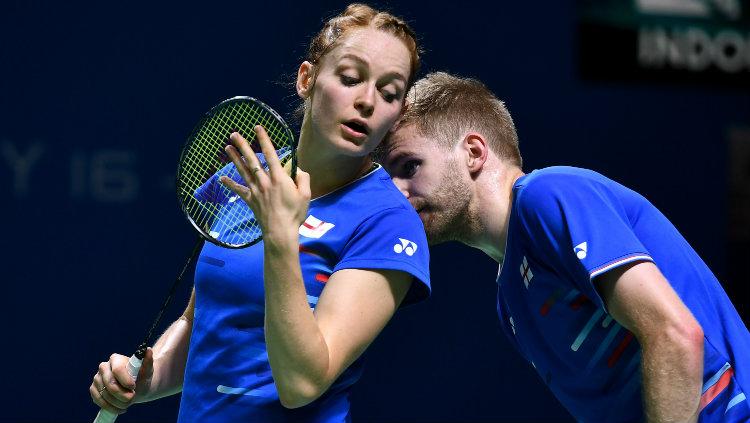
[139, 347, 155, 378]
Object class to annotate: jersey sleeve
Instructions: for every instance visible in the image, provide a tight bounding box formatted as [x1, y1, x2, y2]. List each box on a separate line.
[194, 162, 244, 204]
[515, 171, 653, 309]
[333, 206, 431, 305]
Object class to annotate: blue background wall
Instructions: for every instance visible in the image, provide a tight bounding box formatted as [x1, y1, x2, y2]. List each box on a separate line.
[1, 1, 748, 421]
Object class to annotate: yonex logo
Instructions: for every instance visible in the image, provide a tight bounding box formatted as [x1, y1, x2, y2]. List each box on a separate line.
[394, 238, 418, 256]
[574, 242, 588, 260]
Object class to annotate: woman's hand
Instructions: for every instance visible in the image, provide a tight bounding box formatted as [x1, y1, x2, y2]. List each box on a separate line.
[220, 126, 310, 243]
[89, 348, 154, 415]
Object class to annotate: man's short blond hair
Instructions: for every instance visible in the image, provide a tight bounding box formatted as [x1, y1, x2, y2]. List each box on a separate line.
[388, 72, 522, 167]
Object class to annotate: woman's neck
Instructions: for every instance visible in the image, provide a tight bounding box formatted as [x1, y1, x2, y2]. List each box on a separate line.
[296, 141, 375, 200]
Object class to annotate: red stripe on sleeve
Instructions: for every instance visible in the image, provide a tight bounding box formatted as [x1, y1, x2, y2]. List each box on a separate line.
[299, 245, 323, 258]
[700, 367, 735, 411]
[607, 332, 635, 368]
[569, 294, 590, 311]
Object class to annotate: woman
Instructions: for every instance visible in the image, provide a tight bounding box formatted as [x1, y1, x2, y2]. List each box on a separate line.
[89, 4, 430, 422]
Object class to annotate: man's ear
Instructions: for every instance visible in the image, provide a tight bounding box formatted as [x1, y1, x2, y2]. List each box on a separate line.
[296, 61, 315, 98]
[460, 132, 489, 174]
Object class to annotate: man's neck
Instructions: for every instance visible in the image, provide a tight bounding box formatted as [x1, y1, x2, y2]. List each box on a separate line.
[465, 166, 524, 263]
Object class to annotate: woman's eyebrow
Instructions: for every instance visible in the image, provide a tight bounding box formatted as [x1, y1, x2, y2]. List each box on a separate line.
[339, 53, 367, 65]
[339, 53, 407, 82]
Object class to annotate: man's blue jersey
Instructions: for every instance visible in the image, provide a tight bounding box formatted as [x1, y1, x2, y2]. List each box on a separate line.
[497, 166, 749, 422]
[178, 164, 431, 422]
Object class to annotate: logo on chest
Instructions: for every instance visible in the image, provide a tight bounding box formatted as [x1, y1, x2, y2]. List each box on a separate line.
[299, 215, 335, 239]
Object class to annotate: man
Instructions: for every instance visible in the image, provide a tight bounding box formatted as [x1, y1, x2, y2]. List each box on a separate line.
[378, 72, 749, 422]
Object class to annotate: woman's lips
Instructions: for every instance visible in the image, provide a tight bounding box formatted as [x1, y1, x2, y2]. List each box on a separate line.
[340, 123, 367, 141]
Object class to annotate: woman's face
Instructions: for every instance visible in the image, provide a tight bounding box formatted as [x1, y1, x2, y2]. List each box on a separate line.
[298, 27, 411, 158]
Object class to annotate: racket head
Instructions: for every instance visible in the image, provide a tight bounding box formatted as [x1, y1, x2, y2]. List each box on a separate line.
[176, 96, 297, 248]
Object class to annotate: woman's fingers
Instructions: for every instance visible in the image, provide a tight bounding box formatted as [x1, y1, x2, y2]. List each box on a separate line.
[90, 358, 132, 414]
[295, 168, 311, 201]
[219, 175, 253, 200]
[253, 125, 283, 176]
[229, 131, 269, 179]
[225, 136, 267, 187]
[91, 372, 125, 413]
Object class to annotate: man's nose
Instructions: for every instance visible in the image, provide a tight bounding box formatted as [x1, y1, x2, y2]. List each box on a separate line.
[391, 178, 410, 199]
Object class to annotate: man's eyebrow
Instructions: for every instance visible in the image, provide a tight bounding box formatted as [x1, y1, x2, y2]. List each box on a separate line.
[383, 149, 416, 165]
[375, 145, 400, 165]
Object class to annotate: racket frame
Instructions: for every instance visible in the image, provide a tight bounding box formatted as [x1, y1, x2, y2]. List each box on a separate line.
[175, 96, 297, 249]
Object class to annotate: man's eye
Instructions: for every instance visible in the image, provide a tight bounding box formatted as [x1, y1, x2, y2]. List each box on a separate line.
[340, 75, 359, 86]
[403, 160, 420, 177]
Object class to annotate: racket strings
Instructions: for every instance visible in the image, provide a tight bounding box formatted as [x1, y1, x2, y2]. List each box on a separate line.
[177, 98, 295, 248]
[185, 114, 256, 245]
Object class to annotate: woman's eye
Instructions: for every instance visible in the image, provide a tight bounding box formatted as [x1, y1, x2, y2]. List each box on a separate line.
[340, 75, 359, 86]
[381, 91, 398, 103]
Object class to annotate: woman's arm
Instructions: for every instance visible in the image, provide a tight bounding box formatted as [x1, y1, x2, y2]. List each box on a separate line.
[91, 288, 195, 413]
[264, 230, 411, 407]
[135, 287, 195, 402]
[219, 127, 416, 408]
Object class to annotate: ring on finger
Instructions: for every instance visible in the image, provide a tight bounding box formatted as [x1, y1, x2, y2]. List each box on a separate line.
[250, 166, 262, 175]
[99, 386, 107, 395]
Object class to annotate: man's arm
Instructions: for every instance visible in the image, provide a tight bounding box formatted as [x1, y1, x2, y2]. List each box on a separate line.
[596, 261, 704, 423]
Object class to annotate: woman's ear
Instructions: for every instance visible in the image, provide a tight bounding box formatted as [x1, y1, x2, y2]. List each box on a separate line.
[296, 61, 315, 98]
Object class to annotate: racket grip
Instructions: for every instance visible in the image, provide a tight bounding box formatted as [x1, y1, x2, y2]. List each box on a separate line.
[92, 354, 143, 423]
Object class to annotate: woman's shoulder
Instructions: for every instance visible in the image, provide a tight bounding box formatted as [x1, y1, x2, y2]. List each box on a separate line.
[353, 165, 417, 215]
[314, 164, 416, 217]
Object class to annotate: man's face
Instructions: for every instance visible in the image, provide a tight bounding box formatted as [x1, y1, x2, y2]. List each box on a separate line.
[381, 124, 471, 245]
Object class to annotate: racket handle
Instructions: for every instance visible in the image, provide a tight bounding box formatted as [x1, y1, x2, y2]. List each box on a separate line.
[93, 409, 118, 423]
[93, 354, 143, 423]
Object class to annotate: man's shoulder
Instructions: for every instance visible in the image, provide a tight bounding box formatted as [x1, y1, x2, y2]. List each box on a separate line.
[517, 166, 608, 190]
[515, 167, 595, 207]
[519, 166, 622, 199]
[511, 166, 631, 229]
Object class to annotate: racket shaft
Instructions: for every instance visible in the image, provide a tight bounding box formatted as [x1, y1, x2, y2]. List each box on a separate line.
[92, 355, 143, 423]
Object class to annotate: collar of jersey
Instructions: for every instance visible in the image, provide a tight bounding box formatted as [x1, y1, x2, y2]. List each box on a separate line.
[310, 163, 381, 203]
